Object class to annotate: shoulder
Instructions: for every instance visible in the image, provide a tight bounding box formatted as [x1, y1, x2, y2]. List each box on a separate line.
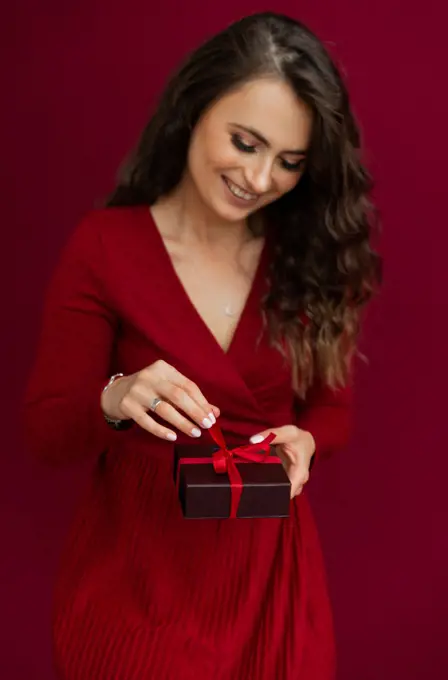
[65, 205, 157, 267]
[73, 205, 153, 244]
[54, 206, 157, 285]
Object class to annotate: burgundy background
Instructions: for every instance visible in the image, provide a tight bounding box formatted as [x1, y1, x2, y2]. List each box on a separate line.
[2, 1, 446, 678]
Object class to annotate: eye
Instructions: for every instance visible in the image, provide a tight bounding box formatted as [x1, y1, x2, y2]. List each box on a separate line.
[231, 133, 257, 154]
[280, 158, 306, 173]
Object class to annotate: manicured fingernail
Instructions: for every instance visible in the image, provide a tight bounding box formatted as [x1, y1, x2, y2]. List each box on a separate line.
[250, 434, 265, 444]
[202, 418, 213, 428]
[191, 428, 201, 438]
[208, 412, 216, 424]
[166, 432, 177, 441]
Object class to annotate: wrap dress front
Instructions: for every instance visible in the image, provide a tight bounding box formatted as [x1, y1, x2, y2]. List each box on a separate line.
[24, 206, 352, 679]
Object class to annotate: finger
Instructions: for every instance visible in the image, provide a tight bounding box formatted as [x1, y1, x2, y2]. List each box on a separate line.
[129, 376, 215, 430]
[158, 383, 215, 430]
[151, 400, 205, 439]
[291, 484, 304, 499]
[162, 368, 218, 423]
[120, 401, 178, 442]
[290, 467, 310, 497]
[289, 472, 304, 498]
[250, 425, 298, 445]
[277, 455, 309, 497]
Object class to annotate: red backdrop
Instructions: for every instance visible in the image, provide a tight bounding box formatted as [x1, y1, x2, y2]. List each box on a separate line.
[2, 1, 447, 678]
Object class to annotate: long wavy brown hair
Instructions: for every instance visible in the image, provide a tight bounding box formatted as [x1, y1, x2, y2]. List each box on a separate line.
[107, 12, 381, 397]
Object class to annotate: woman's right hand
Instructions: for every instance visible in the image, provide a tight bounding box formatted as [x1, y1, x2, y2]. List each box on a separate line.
[100, 360, 219, 442]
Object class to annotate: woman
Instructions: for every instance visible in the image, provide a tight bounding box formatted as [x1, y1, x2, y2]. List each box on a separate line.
[25, 11, 380, 680]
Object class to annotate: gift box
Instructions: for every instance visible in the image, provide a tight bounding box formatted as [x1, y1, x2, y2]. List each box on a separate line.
[173, 424, 291, 519]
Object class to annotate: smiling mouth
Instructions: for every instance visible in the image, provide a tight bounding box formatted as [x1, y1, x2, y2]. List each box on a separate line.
[223, 176, 258, 202]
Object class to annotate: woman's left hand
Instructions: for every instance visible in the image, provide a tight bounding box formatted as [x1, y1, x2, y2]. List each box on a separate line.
[250, 425, 316, 498]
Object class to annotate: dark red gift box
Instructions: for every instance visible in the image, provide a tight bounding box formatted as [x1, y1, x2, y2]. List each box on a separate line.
[173, 424, 291, 519]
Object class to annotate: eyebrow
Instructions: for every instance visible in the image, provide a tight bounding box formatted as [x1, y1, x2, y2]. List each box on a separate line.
[231, 123, 307, 155]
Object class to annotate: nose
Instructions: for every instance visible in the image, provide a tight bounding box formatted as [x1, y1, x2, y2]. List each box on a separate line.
[245, 157, 274, 194]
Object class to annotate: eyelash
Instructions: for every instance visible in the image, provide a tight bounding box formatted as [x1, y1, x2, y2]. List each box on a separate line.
[281, 158, 305, 172]
[231, 133, 256, 154]
[230, 133, 305, 173]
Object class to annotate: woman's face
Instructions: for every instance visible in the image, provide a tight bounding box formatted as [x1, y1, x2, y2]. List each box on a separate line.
[186, 77, 312, 222]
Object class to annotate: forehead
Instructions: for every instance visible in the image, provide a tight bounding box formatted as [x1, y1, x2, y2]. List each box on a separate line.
[205, 78, 312, 149]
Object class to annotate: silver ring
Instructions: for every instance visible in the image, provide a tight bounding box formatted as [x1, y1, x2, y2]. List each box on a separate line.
[149, 397, 163, 413]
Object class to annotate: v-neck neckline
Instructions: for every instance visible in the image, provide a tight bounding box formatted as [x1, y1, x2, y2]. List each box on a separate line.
[145, 207, 269, 358]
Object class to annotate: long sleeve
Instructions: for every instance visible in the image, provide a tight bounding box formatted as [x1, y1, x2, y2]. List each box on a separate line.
[24, 213, 117, 466]
[295, 379, 353, 460]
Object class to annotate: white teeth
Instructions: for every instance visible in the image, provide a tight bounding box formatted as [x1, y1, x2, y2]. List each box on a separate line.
[225, 178, 257, 201]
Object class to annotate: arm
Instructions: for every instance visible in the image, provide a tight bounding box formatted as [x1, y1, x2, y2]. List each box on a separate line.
[295, 379, 353, 461]
[23, 213, 117, 466]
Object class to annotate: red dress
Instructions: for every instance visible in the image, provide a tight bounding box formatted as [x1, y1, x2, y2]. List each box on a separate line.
[25, 207, 352, 680]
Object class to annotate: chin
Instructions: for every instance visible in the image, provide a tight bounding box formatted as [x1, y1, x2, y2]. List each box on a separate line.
[206, 200, 252, 223]
[222, 207, 255, 223]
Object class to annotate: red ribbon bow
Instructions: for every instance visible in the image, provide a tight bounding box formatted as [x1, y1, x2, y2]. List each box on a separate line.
[208, 423, 276, 518]
[176, 424, 279, 518]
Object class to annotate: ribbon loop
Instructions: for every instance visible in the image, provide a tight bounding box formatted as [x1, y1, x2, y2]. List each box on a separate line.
[208, 424, 276, 518]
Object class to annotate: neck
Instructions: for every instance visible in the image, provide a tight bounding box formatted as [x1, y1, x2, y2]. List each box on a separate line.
[156, 172, 253, 248]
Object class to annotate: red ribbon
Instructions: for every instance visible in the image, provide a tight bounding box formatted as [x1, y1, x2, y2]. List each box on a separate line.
[177, 424, 278, 519]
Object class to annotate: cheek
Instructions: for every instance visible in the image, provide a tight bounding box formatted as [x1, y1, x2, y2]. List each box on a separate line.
[278, 173, 301, 194]
[189, 136, 238, 179]
[200, 128, 240, 170]
[209, 146, 241, 171]
[275, 172, 302, 196]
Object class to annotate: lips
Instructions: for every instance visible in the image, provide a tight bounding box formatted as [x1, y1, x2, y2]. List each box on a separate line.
[223, 176, 258, 202]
